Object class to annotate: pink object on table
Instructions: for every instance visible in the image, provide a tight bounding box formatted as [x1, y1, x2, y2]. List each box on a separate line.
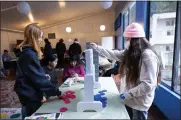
[64, 99, 71, 104]
[60, 107, 68, 112]
[59, 94, 66, 100]
[69, 94, 76, 99]
[65, 90, 75, 94]
[59, 90, 76, 104]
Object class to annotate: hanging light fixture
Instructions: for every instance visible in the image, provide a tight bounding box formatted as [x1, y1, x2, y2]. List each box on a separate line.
[17, 2, 31, 15]
[100, 0, 113, 9]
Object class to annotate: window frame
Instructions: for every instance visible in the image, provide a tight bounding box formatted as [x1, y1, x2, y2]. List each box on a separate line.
[171, 1, 180, 93]
[148, 1, 180, 94]
[128, 2, 136, 24]
[167, 30, 174, 36]
[166, 20, 171, 26]
[122, 2, 136, 49]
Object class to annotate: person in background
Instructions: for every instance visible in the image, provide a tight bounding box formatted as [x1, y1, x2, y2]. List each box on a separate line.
[56, 38, 66, 68]
[0, 55, 5, 78]
[43, 38, 53, 65]
[103, 61, 120, 77]
[13, 48, 21, 58]
[14, 24, 62, 119]
[43, 55, 59, 99]
[68, 38, 82, 57]
[80, 52, 86, 71]
[91, 23, 162, 120]
[43, 55, 58, 88]
[2, 50, 12, 62]
[63, 55, 85, 82]
[0, 55, 4, 70]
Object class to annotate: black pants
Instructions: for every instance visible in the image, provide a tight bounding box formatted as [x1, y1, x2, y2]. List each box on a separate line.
[57, 54, 64, 68]
[22, 102, 42, 119]
[125, 105, 133, 119]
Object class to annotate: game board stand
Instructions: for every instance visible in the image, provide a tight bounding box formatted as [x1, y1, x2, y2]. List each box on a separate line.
[77, 49, 102, 112]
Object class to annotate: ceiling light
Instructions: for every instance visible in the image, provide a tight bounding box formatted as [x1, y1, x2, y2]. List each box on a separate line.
[28, 12, 34, 22]
[59, 1, 66, 8]
[17, 2, 31, 15]
[100, 0, 113, 9]
[66, 27, 71, 33]
[100, 25, 106, 31]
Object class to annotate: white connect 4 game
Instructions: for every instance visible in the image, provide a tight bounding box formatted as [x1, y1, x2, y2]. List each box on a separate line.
[77, 49, 102, 112]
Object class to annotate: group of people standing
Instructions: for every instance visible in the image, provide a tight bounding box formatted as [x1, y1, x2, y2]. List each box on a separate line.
[43, 37, 82, 68]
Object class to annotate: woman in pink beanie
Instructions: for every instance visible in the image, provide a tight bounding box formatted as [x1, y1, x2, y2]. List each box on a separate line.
[91, 22, 162, 120]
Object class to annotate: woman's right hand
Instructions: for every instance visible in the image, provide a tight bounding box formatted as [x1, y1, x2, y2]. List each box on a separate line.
[72, 73, 78, 78]
[41, 96, 47, 103]
[90, 43, 97, 49]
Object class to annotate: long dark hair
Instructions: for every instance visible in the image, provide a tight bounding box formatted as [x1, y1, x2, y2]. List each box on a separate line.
[119, 38, 162, 87]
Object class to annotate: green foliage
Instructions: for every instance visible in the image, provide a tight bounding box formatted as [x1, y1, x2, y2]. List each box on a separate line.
[151, 1, 177, 14]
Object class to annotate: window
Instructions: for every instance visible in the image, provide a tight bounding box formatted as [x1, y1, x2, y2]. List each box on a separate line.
[129, 2, 136, 24]
[124, 12, 129, 48]
[150, 1, 177, 88]
[150, 32, 152, 38]
[176, 51, 181, 93]
[167, 31, 171, 35]
[166, 19, 175, 26]
[171, 19, 175, 25]
[166, 20, 171, 26]
[167, 30, 174, 36]
[166, 46, 171, 51]
[124, 12, 129, 28]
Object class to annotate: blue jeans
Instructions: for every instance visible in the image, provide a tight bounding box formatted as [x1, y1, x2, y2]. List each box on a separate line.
[126, 105, 148, 120]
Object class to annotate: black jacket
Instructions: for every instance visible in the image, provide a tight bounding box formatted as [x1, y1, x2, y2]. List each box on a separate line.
[68, 43, 82, 56]
[56, 42, 66, 55]
[14, 46, 61, 105]
[43, 66, 58, 88]
[44, 42, 52, 59]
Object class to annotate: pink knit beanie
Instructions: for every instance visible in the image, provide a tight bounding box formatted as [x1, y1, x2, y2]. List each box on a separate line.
[123, 22, 145, 39]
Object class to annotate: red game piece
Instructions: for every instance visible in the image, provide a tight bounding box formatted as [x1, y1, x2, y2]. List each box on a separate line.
[65, 93, 72, 97]
[69, 95, 76, 99]
[65, 90, 75, 94]
[59, 94, 67, 100]
[64, 99, 71, 104]
[58, 95, 64, 100]
[66, 94, 73, 98]
[60, 107, 68, 112]
[59, 91, 76, 103]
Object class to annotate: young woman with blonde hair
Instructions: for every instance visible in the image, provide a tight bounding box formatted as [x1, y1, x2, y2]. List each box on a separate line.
[14, 24, 62, 118]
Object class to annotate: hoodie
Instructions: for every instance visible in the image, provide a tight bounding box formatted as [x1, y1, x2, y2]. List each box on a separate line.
[95, 45, 160, 111]
[14, 46, 61, 105]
